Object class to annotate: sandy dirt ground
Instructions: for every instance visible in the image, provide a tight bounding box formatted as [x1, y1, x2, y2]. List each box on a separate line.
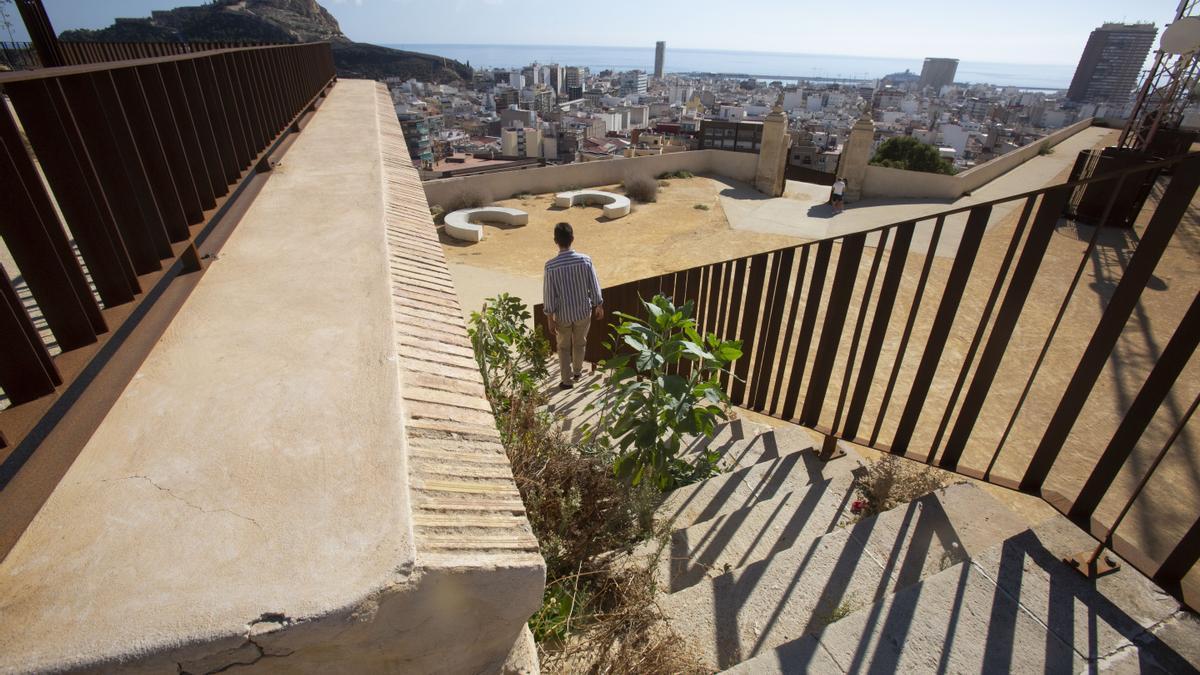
[441, 176, 800, 315]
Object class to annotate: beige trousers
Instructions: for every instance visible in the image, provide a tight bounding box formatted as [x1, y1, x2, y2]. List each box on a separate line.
[555, 317, 591, 383]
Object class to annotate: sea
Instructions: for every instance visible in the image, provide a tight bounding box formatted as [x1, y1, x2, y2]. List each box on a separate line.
[385, 44, 1075, 91]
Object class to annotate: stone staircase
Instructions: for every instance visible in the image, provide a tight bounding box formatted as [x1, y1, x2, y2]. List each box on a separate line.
[629, 419, 1200, 674]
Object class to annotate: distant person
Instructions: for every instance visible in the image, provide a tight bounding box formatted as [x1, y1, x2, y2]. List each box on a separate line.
[543, 222, 604, 390]
[831, 177, 847, 214]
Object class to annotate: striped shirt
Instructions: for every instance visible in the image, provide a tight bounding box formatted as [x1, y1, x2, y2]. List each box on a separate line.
[543, 249, 603, 324]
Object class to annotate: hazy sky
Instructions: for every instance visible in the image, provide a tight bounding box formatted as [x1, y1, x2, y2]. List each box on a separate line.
[4, 0, 1180, 65]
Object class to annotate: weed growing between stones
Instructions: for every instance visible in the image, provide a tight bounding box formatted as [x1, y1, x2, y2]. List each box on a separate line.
[851, 454, 948, 521]
[469, 295, 702, 673]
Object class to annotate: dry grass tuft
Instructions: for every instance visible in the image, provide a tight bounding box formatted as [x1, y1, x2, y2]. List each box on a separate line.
[621, 173, 658, 203]
[539, 560, 708, 675]
[852, 455, 949, 520]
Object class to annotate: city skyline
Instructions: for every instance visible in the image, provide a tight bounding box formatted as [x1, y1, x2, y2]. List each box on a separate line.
[12, 0, 1180, 66]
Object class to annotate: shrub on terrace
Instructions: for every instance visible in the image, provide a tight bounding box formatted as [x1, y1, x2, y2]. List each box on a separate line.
[621, 173, 658, 203]
[444, 186, 494, 212]
[870, 136, 956, 175]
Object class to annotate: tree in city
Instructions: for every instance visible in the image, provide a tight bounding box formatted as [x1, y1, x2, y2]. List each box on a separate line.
[870, 136, 956, 175]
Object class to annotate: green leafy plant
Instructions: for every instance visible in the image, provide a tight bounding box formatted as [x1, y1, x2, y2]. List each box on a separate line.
[870, 136, 956, 175]
[1037, 141, 1055, 156]
[672, 169, 695, 179]
[467, 293, 549, 399]
[693, 203, 710, 210]
[593, 294, 742, 490]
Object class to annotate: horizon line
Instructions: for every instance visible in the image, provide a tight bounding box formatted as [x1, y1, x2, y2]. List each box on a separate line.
[381, 42, 1077, 69]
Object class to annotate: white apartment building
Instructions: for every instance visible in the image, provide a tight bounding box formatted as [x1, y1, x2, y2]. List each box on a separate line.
[621, 70, 648, 95]
[501, 126, 543, 158]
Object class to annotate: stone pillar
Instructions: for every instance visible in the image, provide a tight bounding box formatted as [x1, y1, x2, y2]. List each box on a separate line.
[755, 103, 789, 197]
[839, 112, 875, 202]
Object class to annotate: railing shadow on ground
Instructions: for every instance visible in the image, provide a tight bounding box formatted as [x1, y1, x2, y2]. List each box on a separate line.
[729, 519, 1188, 672]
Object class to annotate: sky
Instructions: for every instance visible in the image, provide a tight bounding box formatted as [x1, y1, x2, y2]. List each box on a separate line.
[2, 0, 1181, 66]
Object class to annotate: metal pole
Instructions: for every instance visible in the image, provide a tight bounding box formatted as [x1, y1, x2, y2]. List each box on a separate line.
[14, 0, 62, 67]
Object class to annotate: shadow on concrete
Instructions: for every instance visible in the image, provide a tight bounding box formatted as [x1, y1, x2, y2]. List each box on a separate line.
[806, 204, 836, 219]
[435, 228, 477, 247]
[715, 515, 1189, 672]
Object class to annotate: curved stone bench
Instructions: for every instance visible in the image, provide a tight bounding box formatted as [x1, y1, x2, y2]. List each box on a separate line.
[444, 207, 530, 242]
[554, 190, 632, 219]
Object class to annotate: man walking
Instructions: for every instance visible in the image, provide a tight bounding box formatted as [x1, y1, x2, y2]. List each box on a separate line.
[831, 176, 846, 214]
[543, 222, 603, 390]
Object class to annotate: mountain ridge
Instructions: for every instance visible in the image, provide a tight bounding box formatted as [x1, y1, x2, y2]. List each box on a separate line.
[57, 0, 471, 83]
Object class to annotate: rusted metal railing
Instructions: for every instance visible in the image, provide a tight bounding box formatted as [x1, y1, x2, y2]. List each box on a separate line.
[0, 42, 336, 554]
[0, 42, 40, 71]
[537, 151, 1200, 607]
[59, 41, 278, 67]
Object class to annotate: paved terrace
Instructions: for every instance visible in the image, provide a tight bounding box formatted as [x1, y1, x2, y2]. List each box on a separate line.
[0, 80, 542, 673]
[721, 127, 1118, 258]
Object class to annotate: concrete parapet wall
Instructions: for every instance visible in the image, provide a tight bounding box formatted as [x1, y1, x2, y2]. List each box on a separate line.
[0, 80, 543, 674]
[422, 149, 758, 207]
[861, 118, 1094, 200]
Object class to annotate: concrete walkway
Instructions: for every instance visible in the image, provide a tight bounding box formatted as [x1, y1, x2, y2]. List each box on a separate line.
[0, 80, 540, 674]
[719, 127, 1116, 258]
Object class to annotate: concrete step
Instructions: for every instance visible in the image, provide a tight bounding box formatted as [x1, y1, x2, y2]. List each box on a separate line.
[722, 515, 1195, 674]
[655, 440, 863, 531]
[652, 471, 859, 593]
[661, 483, 1028, 670]
[679, 418, 777, 472]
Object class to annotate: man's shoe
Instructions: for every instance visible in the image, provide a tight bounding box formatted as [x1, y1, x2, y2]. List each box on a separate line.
[559, 382, 573, 390]
[573, 371, 583, 381]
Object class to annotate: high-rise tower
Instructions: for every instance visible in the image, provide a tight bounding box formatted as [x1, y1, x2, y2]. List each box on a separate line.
[654, 41, 666, 79]
[1067, 23, 1157, 104]
[917, 58, 958, 92]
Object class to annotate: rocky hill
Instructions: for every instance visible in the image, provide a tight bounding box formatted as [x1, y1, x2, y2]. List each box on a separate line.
[58, 0, 471, 83]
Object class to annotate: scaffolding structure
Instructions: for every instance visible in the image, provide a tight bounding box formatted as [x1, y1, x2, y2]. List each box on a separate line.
[1118, 0, 1200, 151]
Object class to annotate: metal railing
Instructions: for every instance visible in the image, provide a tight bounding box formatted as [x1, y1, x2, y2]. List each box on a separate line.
[0, 42, 335, 555]
[59, 40, 277, 67]
[536, 151, 1200, 606]
[0, 42, 40, 71]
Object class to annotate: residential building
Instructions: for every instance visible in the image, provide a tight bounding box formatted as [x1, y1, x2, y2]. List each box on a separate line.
[918, 57, 959, 92]
[621, 70, 648, 95]
[501, 125, 543, 158]
[565, 66, 583, 90]
[655, 41, 666, 79]
[500, 106, 537, 129]
[698, 119, 765, 152]
[1067, 22, 1157, 105]
[548, 63, 565, 95]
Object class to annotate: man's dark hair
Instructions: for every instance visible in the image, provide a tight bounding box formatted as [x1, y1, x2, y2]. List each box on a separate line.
[553, 222, 574, 247]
